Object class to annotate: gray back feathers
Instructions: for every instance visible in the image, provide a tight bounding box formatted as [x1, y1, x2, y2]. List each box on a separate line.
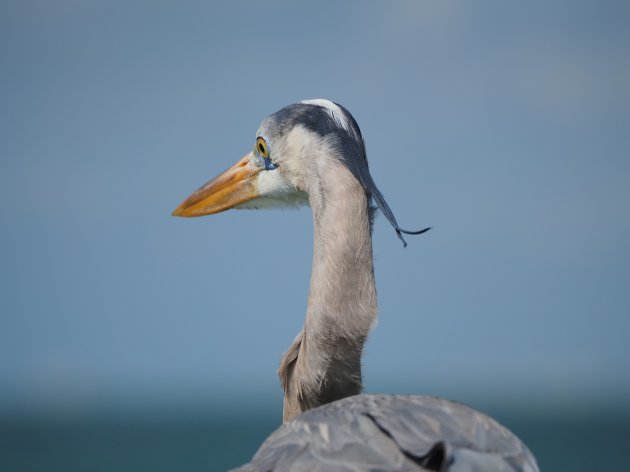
[233, 394, 539, 472]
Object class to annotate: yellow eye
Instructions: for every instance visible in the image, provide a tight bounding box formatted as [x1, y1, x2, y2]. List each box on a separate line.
[256, 137, 269, 158]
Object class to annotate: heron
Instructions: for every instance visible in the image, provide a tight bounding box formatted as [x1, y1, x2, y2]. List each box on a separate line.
[173, 99, 539, 471]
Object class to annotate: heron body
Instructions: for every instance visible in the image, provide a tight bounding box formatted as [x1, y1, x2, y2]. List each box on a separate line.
[173, 100, 539, 471]
[234, 395, 539, 472]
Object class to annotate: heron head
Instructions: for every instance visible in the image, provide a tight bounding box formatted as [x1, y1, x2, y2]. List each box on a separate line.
[171, 99, 359, 217]
[172, 99, 429, 245]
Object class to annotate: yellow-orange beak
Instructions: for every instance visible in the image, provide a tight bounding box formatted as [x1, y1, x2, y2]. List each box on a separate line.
[172, 153, 263, 217]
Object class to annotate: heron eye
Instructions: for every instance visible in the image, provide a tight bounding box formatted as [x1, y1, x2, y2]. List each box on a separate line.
[256, 137, 269, 158]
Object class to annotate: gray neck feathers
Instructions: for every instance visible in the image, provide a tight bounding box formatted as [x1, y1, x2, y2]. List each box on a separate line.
[279, 160, 377, 423]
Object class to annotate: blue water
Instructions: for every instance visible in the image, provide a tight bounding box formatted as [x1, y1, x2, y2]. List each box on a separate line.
[1, 409, 629, 471]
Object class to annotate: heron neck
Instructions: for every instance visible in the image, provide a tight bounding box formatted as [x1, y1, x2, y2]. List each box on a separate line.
[308, 171, 377, 342]
[280, 163, 377, 422]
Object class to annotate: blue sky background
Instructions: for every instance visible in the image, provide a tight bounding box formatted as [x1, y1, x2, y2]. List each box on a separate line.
[1, 1, 629, 418]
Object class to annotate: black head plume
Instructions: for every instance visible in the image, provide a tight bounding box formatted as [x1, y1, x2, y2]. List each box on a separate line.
[270, 100, 431, 246]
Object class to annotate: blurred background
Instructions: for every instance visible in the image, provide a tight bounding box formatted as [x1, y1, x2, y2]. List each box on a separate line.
[1, 1, 629, 470]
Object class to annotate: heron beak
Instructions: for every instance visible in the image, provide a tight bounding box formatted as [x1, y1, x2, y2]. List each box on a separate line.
[172, 152, 263, 217]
